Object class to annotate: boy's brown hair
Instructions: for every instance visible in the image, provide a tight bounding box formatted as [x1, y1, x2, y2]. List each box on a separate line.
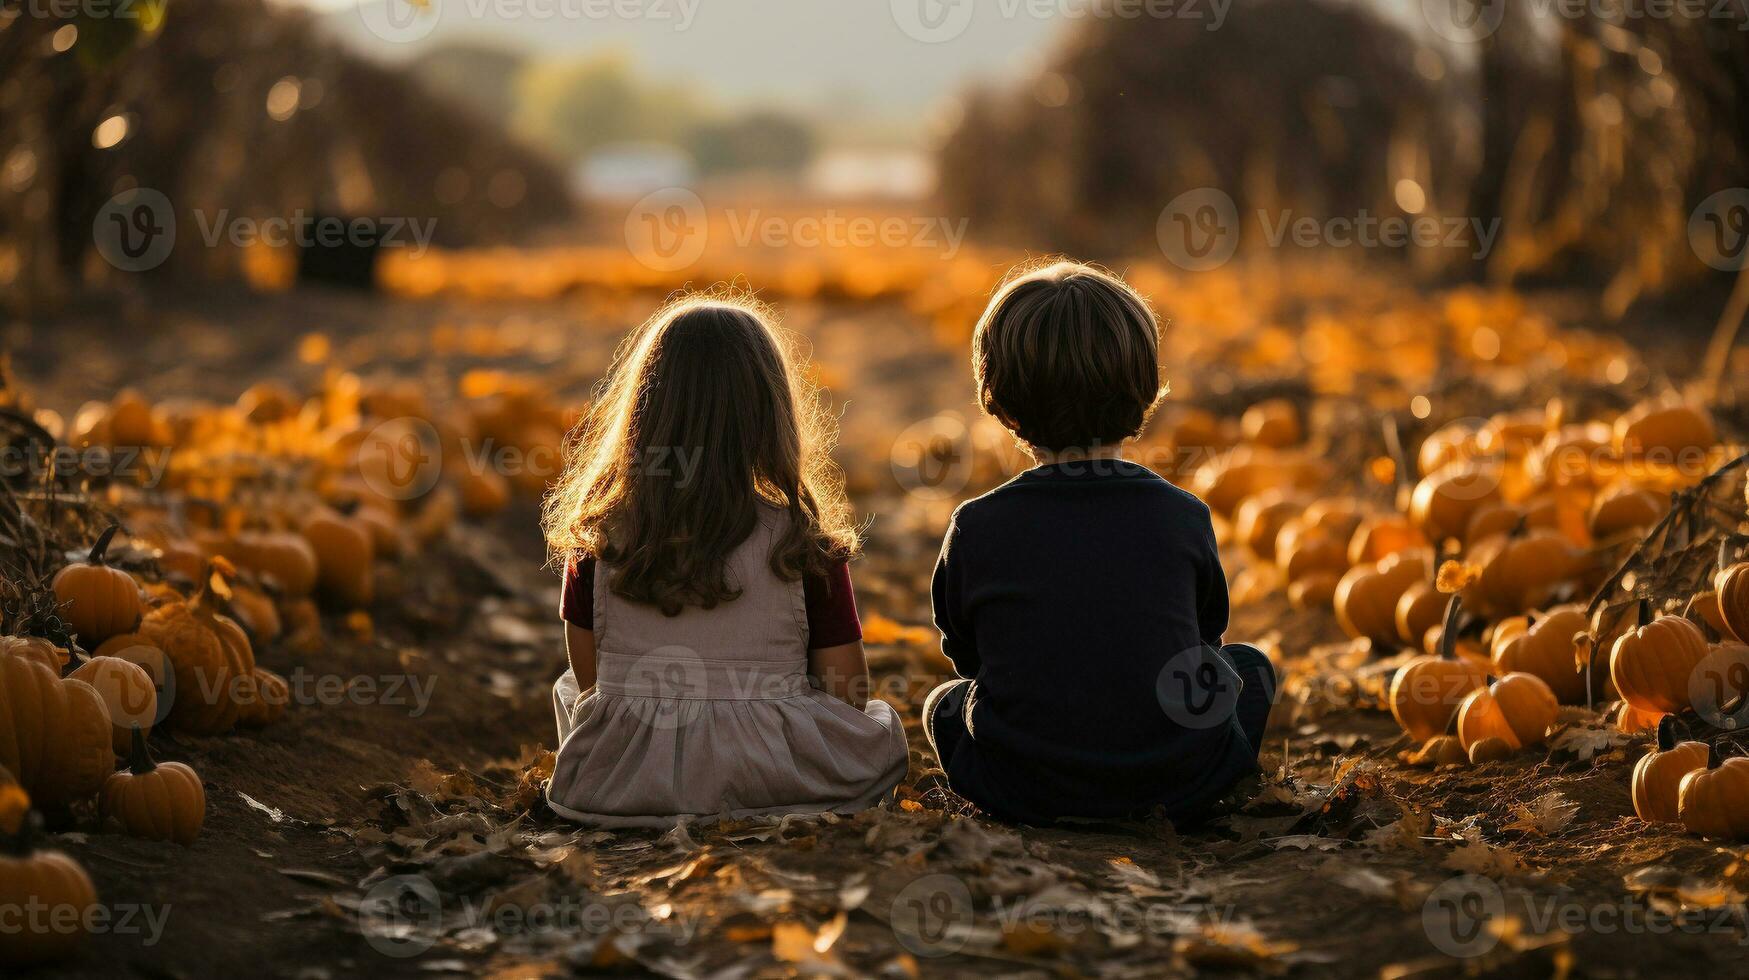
[972, 260, 1163, 453]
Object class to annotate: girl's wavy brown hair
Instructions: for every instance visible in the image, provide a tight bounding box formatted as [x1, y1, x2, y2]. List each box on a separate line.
[542, 290, 858, 616]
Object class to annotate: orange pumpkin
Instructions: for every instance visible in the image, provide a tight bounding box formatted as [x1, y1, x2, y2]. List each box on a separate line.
[1395, 580, 1446, 649]
[227, 585, 282, 643]
[1617, 702, 1663, 733]
[0, 813, 99, 965]
[1409, 463, 1502, 544]
[1589, 485, 1665, 540]
[1457, 672, 1559, 751]
[1678, 746, 1749, 840]
[51, 525, 143, 646]
[1389, 597, 1488, 741]
[1348, 514, 1427, 567]
[1614, 401, 1715, 462]
[1610, 601, 1708, 714]
[236, 668, 289, 728]
[1334, 549, 1429, 647]
[68, 656, 157, 755]
[100, 727, 205, 846]
[303, 512, 374, 608]
[1491, 605, 1590, 704]
[1716, 561, 1749, 644]
[455, 467, 512, 519]
[1632, 716, 1709, 823]
[226, 532, 319, 597]
[1286, 572, 1339, 611]
[0, 637, 68, 673]
[1461, 529, 1584, 617]
[139, 588, 250, 735]
[1233, 490, 1304, 562]
[0, 655, 112, 805]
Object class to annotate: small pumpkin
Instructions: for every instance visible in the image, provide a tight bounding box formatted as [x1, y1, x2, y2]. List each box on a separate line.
[226, 584, 282, 643]
[100, 727, 205, 846]
[1716, 560, 1749, 644]
[1408, 734, 1468, 767]
[1589, 485, 1665, 540]
[455, 467, 512, 519]
[235, 668, 289, 728]
[1491, 605, 1590, 704]
[1632, 716, 1709, 823]
[1467, 736, 1515, 764]
[91, 633, 174, 721]
[1348, 514, 1427, 567]
[51, 525, 143, 646]
[0, 813, 99, 965]
[1286, 572, 1339, 611]
[1457, 672, 1559, 751]
[1614, 401, 1715, 462]
[1678, 745, 1749, 840]
[139, 586, 248, 735]
[303, 512, 374, 608]
[1610, 599, 1709, 714]
[227, 532, 319, 597]
[0, 655, 112, 806]
[68, 656, 157, 755]
[1409, 462, 1503, 545]
[1395, 580, 1447, 649]
[1334, 549, 1429, 647]
[1233, 490, 1304, 563]
[1617, 701, 1663, 734]
[1461, 529, 1585, 617]
[1389, 596, 1488, 741]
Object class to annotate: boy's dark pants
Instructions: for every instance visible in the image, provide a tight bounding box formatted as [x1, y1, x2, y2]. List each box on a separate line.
[924, 643, 1277, 815]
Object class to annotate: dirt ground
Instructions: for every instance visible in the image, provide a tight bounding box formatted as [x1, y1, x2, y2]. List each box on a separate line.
[9, 277, 1749, 979]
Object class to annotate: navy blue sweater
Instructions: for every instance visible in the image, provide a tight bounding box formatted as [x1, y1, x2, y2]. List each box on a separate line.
[930, 458, 1255, 823]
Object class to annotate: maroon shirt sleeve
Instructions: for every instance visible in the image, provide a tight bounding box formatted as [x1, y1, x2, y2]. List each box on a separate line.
[560, 557, 594, 630]
[804, 559, 862, 649]
[562, 554, 861, 648]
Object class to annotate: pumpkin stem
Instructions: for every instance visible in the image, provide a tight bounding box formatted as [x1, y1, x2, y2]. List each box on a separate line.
[1708, 742, 1722, 770]
[88, 524, 121, 566]
[1636, 596, 1652, 628]
[2, 811, 42, 858]
[1721, 538, 1734, 573]
[1437, 594, 1463, 660]
[1655, 714, 1679, 752]
[126, 724, 158, 776]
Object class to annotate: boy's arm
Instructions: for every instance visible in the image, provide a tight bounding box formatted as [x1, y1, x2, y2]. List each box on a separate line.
[565, 623, 597, 691]
[1197, 509, 1230, 647]
[932, 511, 981, 677]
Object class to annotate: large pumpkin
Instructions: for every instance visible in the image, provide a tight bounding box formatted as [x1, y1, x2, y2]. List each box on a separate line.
[0, 655, 112, 806]
[1678, 746, 1749, 840]
[1614, 401, 1715, 462]
[1589, 485, 1665, 540]
[1348, 514, 1427, 567]
[101, 727, 205, 846]
[1388, 597, 1488, 741]
[1461, 529, 1584, 617]
[139, 593, 249, 735]
[1632, 716, 1709, 823]
[51, 525, 143, 647]
[1334, 549, 1429, 647]
[1491, 605, 1590, 704]
[0, 814, 99, 966]
[1456, 672, 1559, 751]
[1610, 602, 1708, 714]
[0, 637, 67, 673]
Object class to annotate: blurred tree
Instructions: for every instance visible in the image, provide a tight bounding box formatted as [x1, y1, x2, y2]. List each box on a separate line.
[513, 55, 702, 162]
[685, 111, 815, 176]
[408, 43, 527, 126]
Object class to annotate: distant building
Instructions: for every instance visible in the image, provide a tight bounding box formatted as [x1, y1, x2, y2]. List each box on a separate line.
[806, 148, 934, 200]
[575, 143, 696, 200]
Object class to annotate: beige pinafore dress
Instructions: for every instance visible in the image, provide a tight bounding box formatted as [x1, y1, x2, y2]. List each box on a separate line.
[546, 507, 908, 826]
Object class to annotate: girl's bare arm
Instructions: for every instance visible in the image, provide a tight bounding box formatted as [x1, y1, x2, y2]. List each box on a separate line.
[808, 641, 871, 709]
[565, 622, 597, 691]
